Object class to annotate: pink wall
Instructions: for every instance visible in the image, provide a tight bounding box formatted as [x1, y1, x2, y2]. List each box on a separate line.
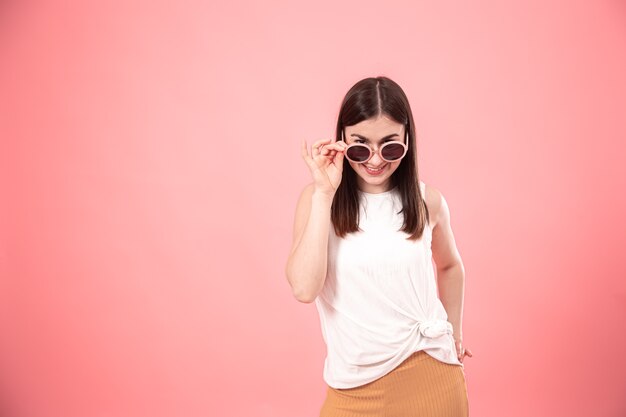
[1, 1, 625, 416]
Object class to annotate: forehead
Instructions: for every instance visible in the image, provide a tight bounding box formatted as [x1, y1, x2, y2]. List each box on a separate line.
[344, 115, 404, 141]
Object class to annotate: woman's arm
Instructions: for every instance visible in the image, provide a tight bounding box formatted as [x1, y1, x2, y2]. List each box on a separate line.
[285, 183, 334, 303]
[426, 184, 466, 343]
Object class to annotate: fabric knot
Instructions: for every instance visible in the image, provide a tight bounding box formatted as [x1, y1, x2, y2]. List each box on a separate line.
[417, 319, 453, 338]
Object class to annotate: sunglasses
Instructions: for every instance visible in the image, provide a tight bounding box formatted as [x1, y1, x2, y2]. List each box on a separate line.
[341, 130, 409, 164]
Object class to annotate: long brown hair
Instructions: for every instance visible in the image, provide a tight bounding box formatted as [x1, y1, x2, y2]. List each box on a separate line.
[331, 76, 429, 241]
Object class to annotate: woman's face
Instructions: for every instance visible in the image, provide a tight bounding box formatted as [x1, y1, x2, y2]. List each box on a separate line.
[343, 114, 407, 194]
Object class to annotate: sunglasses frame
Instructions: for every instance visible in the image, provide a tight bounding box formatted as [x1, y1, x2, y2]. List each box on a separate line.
[341, 129, 409, 164]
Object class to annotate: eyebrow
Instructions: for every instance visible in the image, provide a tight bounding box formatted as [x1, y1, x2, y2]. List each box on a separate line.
[350, 133, 400, 142]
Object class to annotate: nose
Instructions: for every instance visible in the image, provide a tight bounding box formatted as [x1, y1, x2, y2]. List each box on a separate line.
[369, 147, 385, 165]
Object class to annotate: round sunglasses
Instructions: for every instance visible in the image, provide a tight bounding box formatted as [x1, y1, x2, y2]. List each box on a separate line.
[341, 130, 408, 164]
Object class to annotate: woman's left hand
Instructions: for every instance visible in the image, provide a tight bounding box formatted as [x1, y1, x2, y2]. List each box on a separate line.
[455, 339, 473, 363]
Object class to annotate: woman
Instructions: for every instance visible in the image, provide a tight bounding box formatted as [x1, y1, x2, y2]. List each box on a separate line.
[285, 76, 473, 416]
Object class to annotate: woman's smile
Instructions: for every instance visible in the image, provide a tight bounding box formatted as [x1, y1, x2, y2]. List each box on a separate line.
[363, 164, 387, 175]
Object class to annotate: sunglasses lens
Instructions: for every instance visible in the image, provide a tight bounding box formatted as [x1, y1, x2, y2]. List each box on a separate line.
[381, 143, 405, 161]
[346, 145, 371, 162]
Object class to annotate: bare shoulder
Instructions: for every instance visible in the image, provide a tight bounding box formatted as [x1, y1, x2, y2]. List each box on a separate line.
[423, 182, 446, 228]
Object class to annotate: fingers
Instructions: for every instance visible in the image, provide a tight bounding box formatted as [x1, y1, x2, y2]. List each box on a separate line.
[301, 139, 311, 160]
[311, 138, 332, 156]
[312, 138, 332, 147]
[458, 347, 473, 363]
[301, 139, 334, 172]
[305, 139, 346, 159]
[302, 139, 347, 169]
[332, 144, 345, 168]
[320, 142, 345, 156]
[302, 139, 329, 157]
[301, 139, 317, 170]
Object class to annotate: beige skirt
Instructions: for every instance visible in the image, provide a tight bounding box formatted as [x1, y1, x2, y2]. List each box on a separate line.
[319, 350, 469, 417]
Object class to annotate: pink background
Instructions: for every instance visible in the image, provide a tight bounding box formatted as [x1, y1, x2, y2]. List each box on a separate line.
[1, 1, 626, 416]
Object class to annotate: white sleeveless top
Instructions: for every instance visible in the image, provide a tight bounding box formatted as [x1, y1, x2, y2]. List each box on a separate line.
[314, 180, 463, 389]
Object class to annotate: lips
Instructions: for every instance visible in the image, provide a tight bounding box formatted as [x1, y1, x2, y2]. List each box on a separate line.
[364, 164, 386, 175]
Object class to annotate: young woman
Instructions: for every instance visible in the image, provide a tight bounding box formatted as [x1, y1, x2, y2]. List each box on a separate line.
[285, 76, 473, 416]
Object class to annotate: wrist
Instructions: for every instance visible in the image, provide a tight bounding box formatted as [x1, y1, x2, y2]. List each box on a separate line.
[312, 190, 335, 201]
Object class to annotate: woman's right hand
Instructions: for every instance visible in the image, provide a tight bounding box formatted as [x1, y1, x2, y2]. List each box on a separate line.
[301, 137, 347, 197]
